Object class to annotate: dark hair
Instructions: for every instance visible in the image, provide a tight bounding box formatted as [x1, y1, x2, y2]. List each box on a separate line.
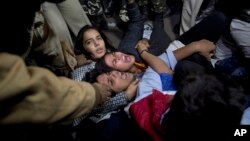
[85, 68, 105, 83]
[163, 72, 246, 140]
[85, 67, 116, 96]
[74, 25, 116, 60]
[85, 58, 113, 83]
[94, 56, 114, 72]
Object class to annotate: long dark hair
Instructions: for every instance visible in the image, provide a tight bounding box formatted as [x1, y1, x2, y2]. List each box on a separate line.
[75, 25, 116, 60]
[95, 56, 114, 72]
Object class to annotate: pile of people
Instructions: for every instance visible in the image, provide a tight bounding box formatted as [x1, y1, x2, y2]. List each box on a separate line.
[1, 0, 249, 141]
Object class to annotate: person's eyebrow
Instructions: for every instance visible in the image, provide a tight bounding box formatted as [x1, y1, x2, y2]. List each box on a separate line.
[105, 74, 112, 91]
[84, 38, 94, 44]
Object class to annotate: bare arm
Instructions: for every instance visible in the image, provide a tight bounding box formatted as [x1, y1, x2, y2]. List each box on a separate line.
[136, 39, 173, 74]
[173, 39, 215, 61]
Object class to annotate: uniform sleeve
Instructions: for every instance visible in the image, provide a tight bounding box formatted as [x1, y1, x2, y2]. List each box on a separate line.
[0, 53, 101, 124]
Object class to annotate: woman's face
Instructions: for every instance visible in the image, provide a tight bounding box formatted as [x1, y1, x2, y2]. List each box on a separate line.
[104, 52, 135, 71]
[82, 29, 106, 59]
[96, 70, 135, 93]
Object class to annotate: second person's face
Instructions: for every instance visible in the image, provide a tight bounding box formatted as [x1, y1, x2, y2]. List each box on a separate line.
[83, 29, 106, 59]
[104, 52, 135, 71]
[96, 70, 135, 93]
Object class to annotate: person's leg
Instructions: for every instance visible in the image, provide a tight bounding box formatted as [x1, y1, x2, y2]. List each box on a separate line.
[179, 0, 204, 35]
[57, 0, 91, 37]
[148, 12, 172, 56]
[41, 2, 73, 47]
[37, 2, 77, 76]
[178, 11, 228, 45]
[230, 18, 250, 59]
[117, 1, 144, 61]
[241, 106, 250, 125]
[97, 110, 153, 141]
[77, 118, 103, 141]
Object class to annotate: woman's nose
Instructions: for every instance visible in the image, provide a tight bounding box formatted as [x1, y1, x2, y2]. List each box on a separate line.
[115, 55, 122, 60]
[94, 40, 99, 46]
[110, 71, 118, 77]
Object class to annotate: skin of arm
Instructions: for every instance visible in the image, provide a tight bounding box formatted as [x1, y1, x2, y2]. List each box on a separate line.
[136, 40, 173, 74]
[173, 39, 215, 61]
[136, 39, 215, 74]
[127, 0, 135, 4]
[0, 53, 110, 124]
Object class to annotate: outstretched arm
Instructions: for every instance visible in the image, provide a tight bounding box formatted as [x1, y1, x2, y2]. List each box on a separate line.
[118, 0, 144, 61]
[136, 39, 215, 73]
[0, 53, 111, 124]
[173, 39, 215, 61]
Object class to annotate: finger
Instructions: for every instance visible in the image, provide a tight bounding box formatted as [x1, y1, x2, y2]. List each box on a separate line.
[135, 44, 138, 49]
[106, 91, 112, 97]
[206, 55, 212, 61]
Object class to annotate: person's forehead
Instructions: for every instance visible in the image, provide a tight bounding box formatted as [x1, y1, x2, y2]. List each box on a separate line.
[83, 29, 100, 38]
[104, 54, 113, 65]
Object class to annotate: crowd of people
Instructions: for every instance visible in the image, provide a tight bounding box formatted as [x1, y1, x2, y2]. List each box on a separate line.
[1, 0, 249, 141]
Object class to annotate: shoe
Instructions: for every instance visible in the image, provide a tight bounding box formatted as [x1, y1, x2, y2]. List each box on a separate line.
[119, 5, 129, 22]
[142, 21, 153, 40]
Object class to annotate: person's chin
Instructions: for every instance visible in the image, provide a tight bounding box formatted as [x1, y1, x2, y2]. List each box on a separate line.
[95, 53, 104, 59]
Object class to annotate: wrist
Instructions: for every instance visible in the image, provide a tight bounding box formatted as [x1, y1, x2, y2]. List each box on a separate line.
[193, 42, 201, 53]
[139, 49, 148, 55]
[92, 83, 102, 105]
[125, 91, 134, 101]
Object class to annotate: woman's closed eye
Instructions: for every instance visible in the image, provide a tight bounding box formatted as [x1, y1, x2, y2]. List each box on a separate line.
[106, 72, 112, 86]
[107, 78, 113, 89]
[112, 59, 116, 67]
[111, 52, 117, 67]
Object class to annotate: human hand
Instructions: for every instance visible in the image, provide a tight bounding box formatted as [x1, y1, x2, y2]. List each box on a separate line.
[127, 0, 135, 4]
[93, 83, 112, 104]
[195, 39, 215, 61]
[75, 54, 92, 67]
[126, 78, 140, 100]
[135, 39, 150, 55]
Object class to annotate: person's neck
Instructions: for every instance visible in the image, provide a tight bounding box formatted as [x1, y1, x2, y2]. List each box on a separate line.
[129, 65, 143, 74]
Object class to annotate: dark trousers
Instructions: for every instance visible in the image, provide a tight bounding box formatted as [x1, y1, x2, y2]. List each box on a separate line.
[176, 11, 228, 72]
[178, 11, 228, 44]
[149, 12, 172, 56]
[150, 11, 228, 64]
[76, 110, 152, 141]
